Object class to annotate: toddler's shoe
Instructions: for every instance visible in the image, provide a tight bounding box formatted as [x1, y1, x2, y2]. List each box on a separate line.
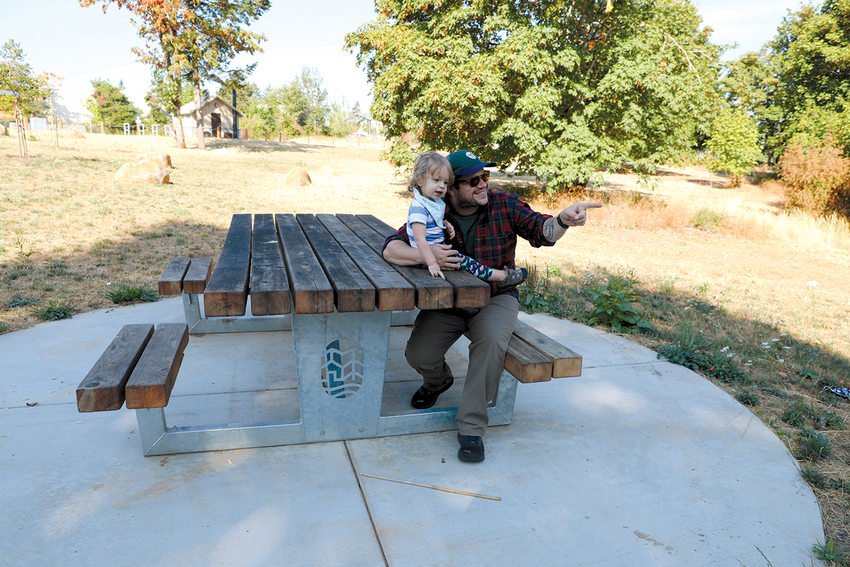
[496, 267, 527, 287]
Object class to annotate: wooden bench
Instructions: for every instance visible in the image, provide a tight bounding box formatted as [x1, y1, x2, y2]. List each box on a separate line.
[504, 320, 582, 383]
[158, 257, 214, 297]
[76, 323, 189, 412]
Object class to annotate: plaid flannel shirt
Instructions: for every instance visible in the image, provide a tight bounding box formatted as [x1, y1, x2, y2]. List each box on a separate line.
[384, 190, 555, 297]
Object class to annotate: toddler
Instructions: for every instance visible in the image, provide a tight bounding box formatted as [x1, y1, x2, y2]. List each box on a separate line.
[406, 153, 527, 286]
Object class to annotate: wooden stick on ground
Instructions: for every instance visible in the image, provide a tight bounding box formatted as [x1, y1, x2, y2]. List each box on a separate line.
[360, 473, 501, 501]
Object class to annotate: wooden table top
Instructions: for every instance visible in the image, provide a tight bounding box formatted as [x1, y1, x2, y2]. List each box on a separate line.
[202, 213, 491, 317]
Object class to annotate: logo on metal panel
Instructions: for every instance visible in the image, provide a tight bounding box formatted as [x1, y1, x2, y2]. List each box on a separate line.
[322, 339, 364, 398]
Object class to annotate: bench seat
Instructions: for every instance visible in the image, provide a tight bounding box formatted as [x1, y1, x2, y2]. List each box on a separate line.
[158, 257, 213, 296]
[505, 320, 582, 383]
[76, 323, 189, 412]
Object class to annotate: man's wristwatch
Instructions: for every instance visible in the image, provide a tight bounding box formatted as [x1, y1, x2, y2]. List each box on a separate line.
[556, 215, 569, 229]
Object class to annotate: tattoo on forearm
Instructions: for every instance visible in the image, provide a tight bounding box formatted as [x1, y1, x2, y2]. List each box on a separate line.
[543, 217, 556, 242]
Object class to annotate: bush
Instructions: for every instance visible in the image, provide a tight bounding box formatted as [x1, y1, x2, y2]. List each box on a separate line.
[779, 138, 850, 218]
[705, 106, 761, 186]
[689, 208, 725, 230]
[585, 275, 654, 333]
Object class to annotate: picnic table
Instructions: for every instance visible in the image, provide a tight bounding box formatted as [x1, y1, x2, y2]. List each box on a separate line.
[79, 213, 581, 456]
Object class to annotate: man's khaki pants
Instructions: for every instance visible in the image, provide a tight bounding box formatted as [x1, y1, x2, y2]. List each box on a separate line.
[404, 294, 519, 437]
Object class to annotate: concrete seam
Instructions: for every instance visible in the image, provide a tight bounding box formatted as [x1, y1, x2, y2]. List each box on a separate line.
[344, 440, 390, 567]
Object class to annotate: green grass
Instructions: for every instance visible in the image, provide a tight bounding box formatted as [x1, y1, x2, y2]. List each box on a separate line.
[32, 300, 76, 321]
[106, 283, 159, 304]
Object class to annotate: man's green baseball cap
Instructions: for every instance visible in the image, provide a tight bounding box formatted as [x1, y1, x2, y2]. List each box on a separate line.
[447, 150, 497, 177]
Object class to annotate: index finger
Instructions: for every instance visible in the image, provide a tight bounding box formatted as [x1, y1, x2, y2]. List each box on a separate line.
[576, 202, 603, 211]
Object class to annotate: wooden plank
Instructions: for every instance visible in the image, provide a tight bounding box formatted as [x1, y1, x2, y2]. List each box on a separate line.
[340, 214, 454, 310]
[355, 213, 489, 309]
[443, 269, 491, 308]
[297, 214, 375, 312]
[504, 334, 553, 383]
[125, 323, 189, 409]
[250, 214, 291, 315]
[317, 214, 414, 311]
[275, 214, 334, 314]
[183, 257, 213, 295]
[158, 257, 190, 295]
[512, 320, 583, 378]
[76, 324, 154, 412]
[204, 214, 252, 317]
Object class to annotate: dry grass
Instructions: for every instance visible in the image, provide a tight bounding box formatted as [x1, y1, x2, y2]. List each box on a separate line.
[2, 132, 849, 555]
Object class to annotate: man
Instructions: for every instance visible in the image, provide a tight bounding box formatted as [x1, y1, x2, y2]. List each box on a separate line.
[383, 150, 601, 462]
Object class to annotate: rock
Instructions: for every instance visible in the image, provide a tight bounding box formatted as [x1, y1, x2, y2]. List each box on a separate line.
[115, 159, 170, 183]
[284, 167, 312, 186]
[136, 152, 172, 169]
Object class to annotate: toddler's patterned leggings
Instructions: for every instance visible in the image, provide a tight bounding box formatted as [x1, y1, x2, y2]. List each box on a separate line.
[458, 254, 493, 281]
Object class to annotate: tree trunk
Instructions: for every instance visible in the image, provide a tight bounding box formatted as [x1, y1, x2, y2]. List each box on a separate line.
[171, 113, 186, 149]
[50, 95, 59, 148]
[14, 102, 27, 158]
[192, 70, 205, 150]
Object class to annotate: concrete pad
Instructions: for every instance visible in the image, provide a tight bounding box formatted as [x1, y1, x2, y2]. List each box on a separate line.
[347, 362, 823, 567]
[0, 300, 825, 566]
[0, 404, 383, 567]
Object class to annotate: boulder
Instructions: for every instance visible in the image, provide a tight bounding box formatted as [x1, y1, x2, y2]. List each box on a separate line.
[284, 166, 312, 186]
[136, 152, 172, 169]
[115, 159, 170, 184]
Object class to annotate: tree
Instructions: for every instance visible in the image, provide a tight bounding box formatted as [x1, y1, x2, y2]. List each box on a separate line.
[346, 0, 721, 191]
[705, 106, 762, 186]
[174, 0, 269, 149]
[328, 102, 357, 138]
[243, 91, 278, 140]
[734, 0, 850, 161]
[0, 39, 51, 157]
[81, 0, 269, 149]
[85, 79, 139, 129]
[285, 67, 329, 136]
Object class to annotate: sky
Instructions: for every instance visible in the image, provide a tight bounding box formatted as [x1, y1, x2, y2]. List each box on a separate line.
[3, 0, 806, 121]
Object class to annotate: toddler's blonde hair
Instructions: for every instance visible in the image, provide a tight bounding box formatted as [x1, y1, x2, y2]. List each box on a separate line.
[409, 152, 454, 192]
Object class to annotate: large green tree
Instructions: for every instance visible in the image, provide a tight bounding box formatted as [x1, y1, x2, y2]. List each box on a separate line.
[0, 39, 51, 157]
[346, 0, 721, 190]
[85, 79, 139, 129]
[273, 67, 330, 137]
[727, 0, 850, 161]
[82, 0, 269, 149]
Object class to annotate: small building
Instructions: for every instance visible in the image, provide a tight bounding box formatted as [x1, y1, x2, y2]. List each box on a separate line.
[179, 96, 244, 138]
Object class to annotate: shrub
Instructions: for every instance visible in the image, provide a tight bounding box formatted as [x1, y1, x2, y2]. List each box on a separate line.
[585, 275, 653, 333]
[689, 208, 725, 230]
[705, 106, 761, 186]
[779, 138, 850, 218]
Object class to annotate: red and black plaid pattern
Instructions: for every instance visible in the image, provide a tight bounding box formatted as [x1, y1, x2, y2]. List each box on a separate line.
[384, 190, 555, 296]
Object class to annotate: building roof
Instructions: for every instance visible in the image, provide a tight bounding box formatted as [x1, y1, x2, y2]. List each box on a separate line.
[179, 95, 244, 117]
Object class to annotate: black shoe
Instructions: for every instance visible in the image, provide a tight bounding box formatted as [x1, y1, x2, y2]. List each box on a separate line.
[496, 267, 527, 287]
[457, 434, 485, 462]
[410, 377, 454, 409]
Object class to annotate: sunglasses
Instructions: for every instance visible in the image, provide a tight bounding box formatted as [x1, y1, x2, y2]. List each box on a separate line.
[459, 171, 490, 188]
